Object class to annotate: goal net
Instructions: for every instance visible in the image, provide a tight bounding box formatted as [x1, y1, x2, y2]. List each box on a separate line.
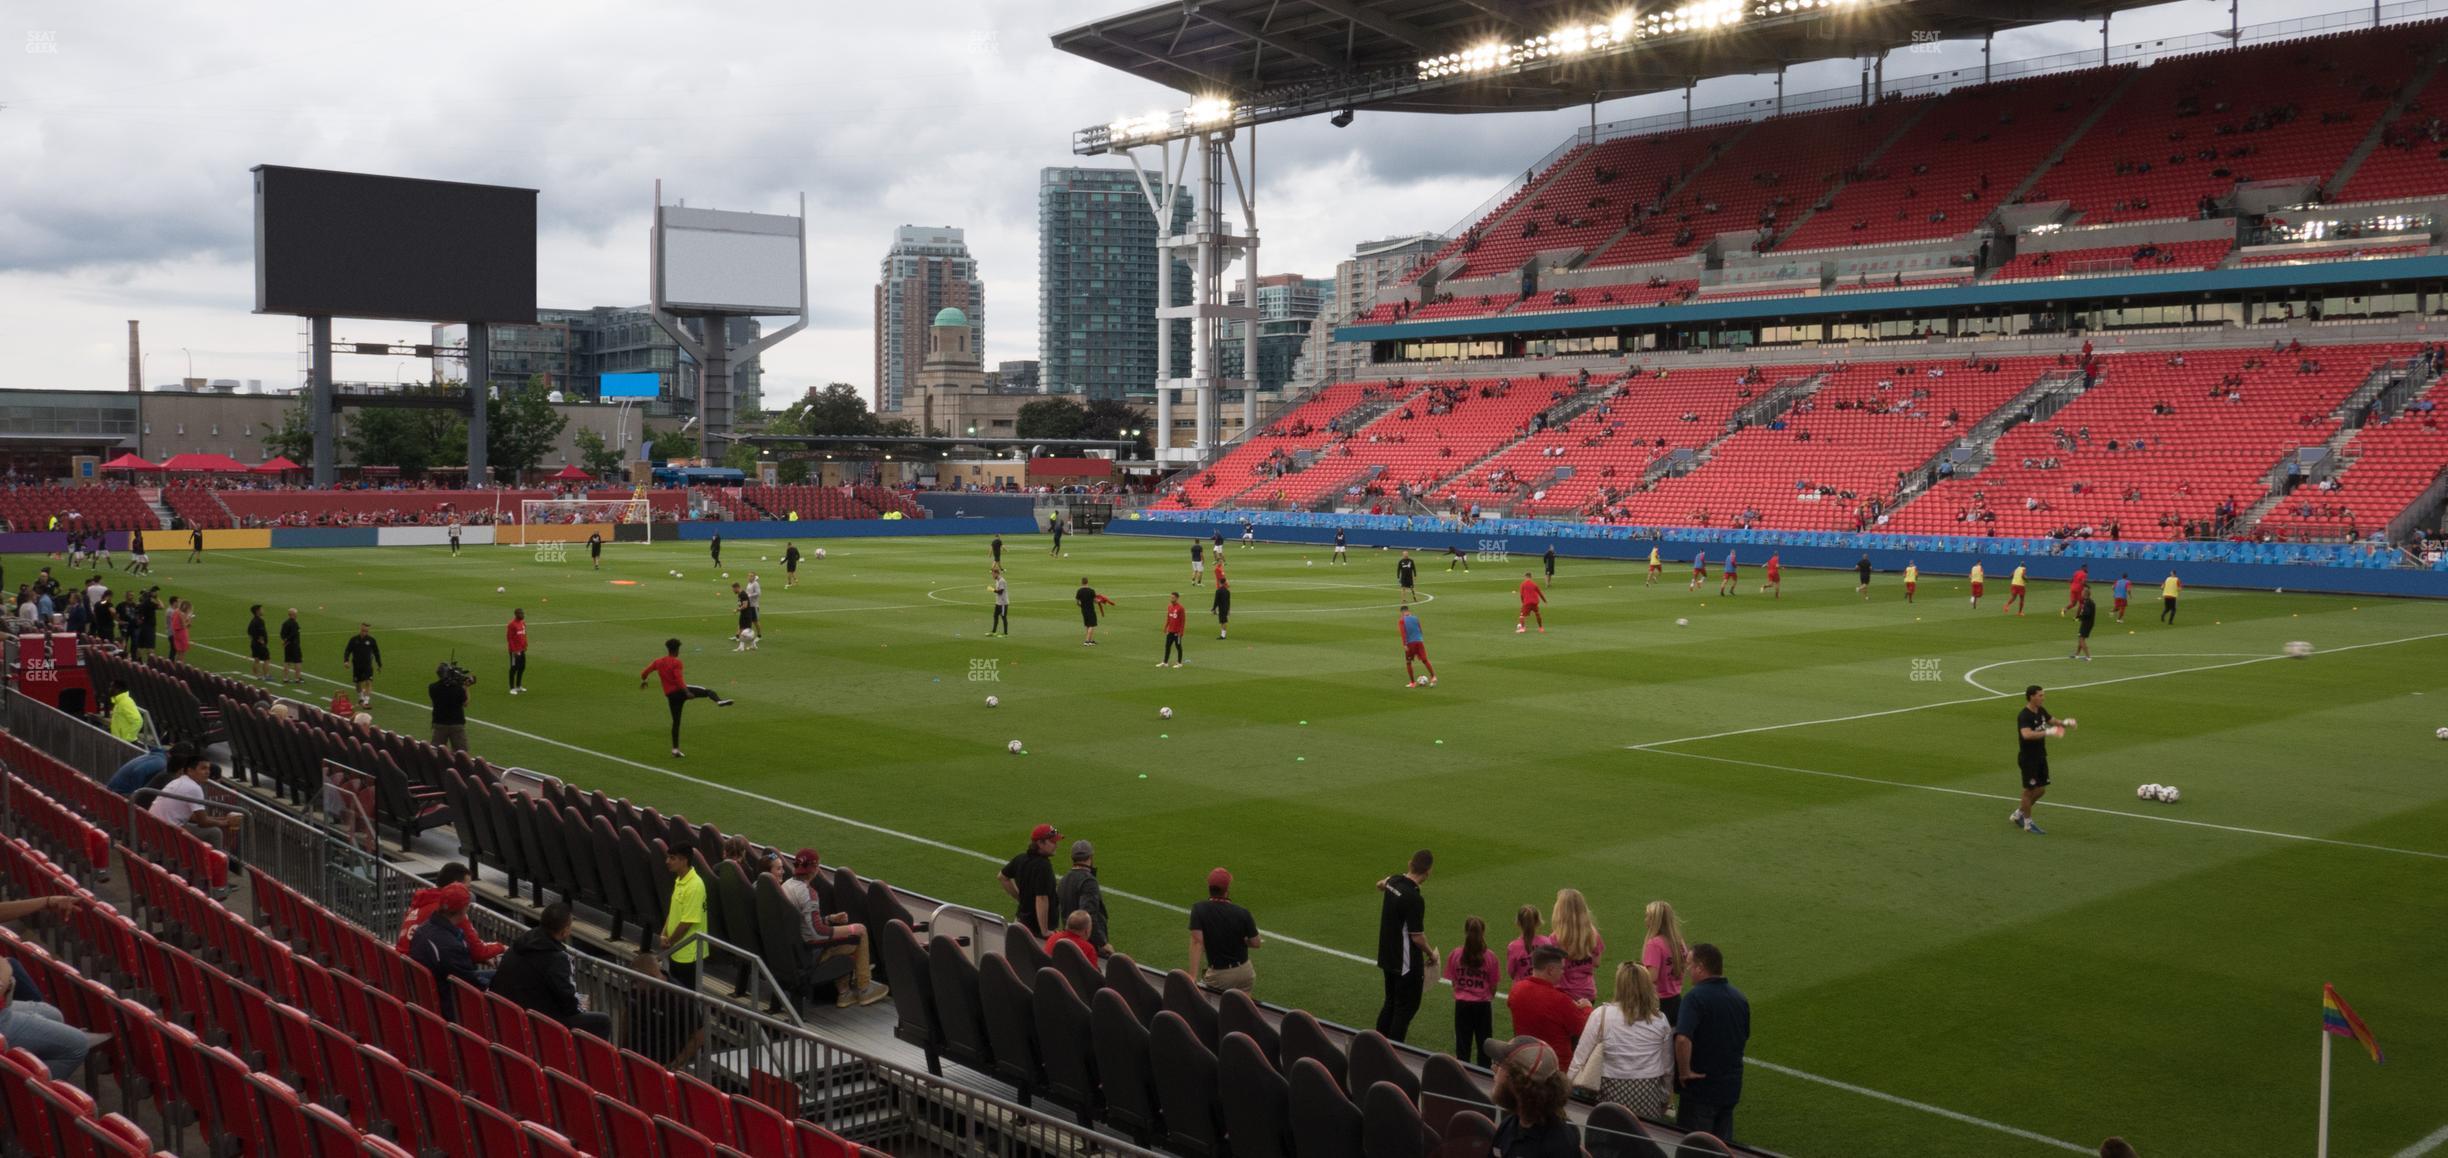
[515, 495, 656, 545]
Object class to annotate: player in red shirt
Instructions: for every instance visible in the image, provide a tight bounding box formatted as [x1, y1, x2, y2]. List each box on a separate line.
[1717, 550, 1739, 597]
[2061, 565, 2089, 617]
[505, 608, 529, 696]
[1760, 554, 1782, 599]
[1515, 573, 1546, 634]
[1160, 593, 1187, 668]
[639, 638, 731, 758]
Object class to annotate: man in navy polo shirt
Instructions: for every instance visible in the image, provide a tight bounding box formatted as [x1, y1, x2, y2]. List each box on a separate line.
[1673, 942, 1751, 1143]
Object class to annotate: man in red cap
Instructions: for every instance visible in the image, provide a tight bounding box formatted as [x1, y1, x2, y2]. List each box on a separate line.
[1188, 867, 1261, 993]
[394, 863, 506, 965]
[782, 849, 888, 1008]
[406, 882, 492, 1018]
[997, 824, 1063, 937]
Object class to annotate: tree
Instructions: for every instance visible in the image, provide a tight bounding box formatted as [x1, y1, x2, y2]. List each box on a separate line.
[639, 424, 698, 462]
[1079, 399, 1151, 456]
[1016, 397, 1086, 440]
[572, 427, 626, 478]
[263, 400, 314, 463]
[720, 441, 765, 473]
[486, 376, 568, 483]
[779, 383, 877, 437]
[341, 407, 464, 474]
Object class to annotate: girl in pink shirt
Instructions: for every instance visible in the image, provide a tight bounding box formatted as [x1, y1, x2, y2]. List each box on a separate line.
[1552, 888, 1605, 1004]
[168, 601, 193, 663]
[1504, 904, 1555, 983]
[1444, 916, 1500, 1065]
[1640, 899, 1691, 1023]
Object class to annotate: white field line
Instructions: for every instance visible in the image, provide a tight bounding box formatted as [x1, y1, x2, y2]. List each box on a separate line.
[2395, 1122, 2448, 1158]
[185, 640, 2092, 1152]
[1631, 631, 2448, 751]
[1640, 749, 2448, 862]
[1959, 652, 2272, 696]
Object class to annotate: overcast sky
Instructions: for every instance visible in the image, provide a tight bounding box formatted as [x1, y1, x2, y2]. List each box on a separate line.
[0, 0, 2375, 401]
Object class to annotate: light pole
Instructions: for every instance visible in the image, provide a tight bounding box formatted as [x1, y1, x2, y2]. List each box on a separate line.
[180, 347, 192, 381]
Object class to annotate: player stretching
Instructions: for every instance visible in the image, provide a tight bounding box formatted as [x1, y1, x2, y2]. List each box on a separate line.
[1398, 605, 1435, 687]
[2060, 565, 2088, 618]
[2005, 564, 2028, 616]
[988, 568, 1010, 636]
[2111, 574, 2130, 623]
[505, 609, 528, 695]
[1334, 529, 1349, 564]
[1854, 554, 1872, 599]
[1903, 561, 1918, 604]
[1968, 562, 1986, 609]
[640, 638, 731, 758]
[1075, 578, 1115, 645]
[1718, 551, 1739, 597]
[730, 585, 758, 651]
[2071, 592, 2097, 660]
[1516, 573, 1546, 634]
[1447, 544, 1469, 572]
[1760, 554, 1782, 599]
[1211, 572, 1232, 639]
[2159, 573, 2180, 623]
[1240, 519, 1256, 548]
[2011, 685, 2073, 834]
[1190, 540, 1206, 585]
[1688, 550, 1708, 591]
[1160, 594, 1187, 668]
[1646, 546, 1662, 586]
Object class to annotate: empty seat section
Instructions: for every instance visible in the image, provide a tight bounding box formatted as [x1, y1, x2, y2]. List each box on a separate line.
[1591, 103, 1911, 268]
[1989, 239, 2232, 280]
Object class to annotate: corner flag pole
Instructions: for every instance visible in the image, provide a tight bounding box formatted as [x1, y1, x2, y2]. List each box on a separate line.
[2316, 1029, 2332, 1158]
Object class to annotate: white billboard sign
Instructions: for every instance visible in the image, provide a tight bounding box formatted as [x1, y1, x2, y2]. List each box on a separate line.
[657, 206, 803, 316]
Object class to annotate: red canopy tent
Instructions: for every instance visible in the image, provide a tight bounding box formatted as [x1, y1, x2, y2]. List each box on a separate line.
[96, 453, 161, 473]
[252, 455, 304, 474]
[548, 465, 594, 482]
[157, 453, 252, 473]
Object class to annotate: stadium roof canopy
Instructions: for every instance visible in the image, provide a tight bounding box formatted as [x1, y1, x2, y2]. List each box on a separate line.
[1055, 0, 2168, 149]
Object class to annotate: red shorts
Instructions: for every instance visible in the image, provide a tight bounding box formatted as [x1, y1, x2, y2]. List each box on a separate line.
[2113, 597, 2128, 612]
[1970, 582, 1984, 595]
[1403, 642, 1429, 661]
[2010, 584, 2026, 595]
[1904, 581, 1916, 591]
[1765, 572, 1779, 583]
[1520, 602, 1540, 615]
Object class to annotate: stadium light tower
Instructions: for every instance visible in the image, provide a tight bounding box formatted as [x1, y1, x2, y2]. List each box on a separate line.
[1102, 100, 1260, 464]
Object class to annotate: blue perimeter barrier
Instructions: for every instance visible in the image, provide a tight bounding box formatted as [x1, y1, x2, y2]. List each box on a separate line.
[1110, 514, 2448, 598]
[672, 517, 1040, 541]
[268, 528, 381, 549]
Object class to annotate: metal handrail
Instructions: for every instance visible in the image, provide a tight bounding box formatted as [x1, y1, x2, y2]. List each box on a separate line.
[656, 929, 807, 1029]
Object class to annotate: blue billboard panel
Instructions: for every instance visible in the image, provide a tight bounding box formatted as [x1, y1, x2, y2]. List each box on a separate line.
[598, 372, 660, 399]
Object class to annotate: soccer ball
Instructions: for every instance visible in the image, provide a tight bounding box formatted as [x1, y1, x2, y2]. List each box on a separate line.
[722, 572, 730, 579]
[2436, 726, 2448, 740]
[2158, 785, 2181, 804]
[1676, 617, 1690, 627]
[1160, 706, 1173, 719]
[1305, 559, 1313, 566]
[2137, 783, 2160, 800]
[1007, 740, 1023, 754]
[674, 571, 683, 579]
[813, 548, 827, 559]
[985, 696, 999, 708]
[495, 586, 505, 594]
[737, 628, 756, 645]
[2285, 640, 2313, 658]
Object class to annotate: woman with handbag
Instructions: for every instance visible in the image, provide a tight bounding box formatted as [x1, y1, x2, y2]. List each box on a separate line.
[1568, 962, 1675, 1120]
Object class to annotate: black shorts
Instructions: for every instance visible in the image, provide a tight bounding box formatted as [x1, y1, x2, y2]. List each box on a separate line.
[2077, 621, 2095, 638]
[2019, 762, 2050, 790]
[1080, 609, 1098, 628]
[250, 642, 271, 661]
[282, 646, 302, 664]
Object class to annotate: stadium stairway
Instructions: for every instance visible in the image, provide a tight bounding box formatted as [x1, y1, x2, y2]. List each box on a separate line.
[1992, 66, 2145, 212]
[2324, 45, 2448, 199]
[1751, 94, 1935, 251]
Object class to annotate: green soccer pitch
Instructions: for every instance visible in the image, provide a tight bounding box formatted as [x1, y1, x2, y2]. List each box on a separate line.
[42, 534, 2448, 1157]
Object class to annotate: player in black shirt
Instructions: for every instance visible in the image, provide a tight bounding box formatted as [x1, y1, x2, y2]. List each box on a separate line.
[279, 609, 303, 684]
[1074, 579, 1114, 645]
[189, 527, 204, 563]
[1855, 554, 1873, 600]
[783, 543, 802, 589]
[709, 532, 723, 568]
[1190, 540, 1205, 586]
[990, 534, 1003, 564]
[1049, 514, 1065, 556]
[1397, 550, 1418, 596]
[1447, 544, 1469, 572]
[997, 825, 1063, 936]
[1333, 528, 1348, 564]
[587, 532, 603, 570]
[2071, 594, 2097, 661]
[2012, 685, 2074, 834]
[245, 605, 270, 681]
[342, 623, 383, 701]
[1211, 573, 1231, 640]
[1543, 546, 1556, 584]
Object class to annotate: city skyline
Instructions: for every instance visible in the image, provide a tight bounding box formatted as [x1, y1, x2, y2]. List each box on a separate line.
[0, 0, 2334, 400]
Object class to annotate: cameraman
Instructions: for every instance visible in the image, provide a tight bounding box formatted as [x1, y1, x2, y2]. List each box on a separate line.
[429, 662, 475, 752]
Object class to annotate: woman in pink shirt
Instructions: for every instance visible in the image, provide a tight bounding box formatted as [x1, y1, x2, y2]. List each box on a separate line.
[1639, 899, 1690, 1023]
[1551, 888, 1604, 1004]
[1444, 916, 1501, 1065]
[167, 600, 193, 663]
[1504, 904, 1555, 983]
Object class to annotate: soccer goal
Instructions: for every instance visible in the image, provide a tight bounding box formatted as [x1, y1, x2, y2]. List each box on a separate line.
[515, 495, 656, 545]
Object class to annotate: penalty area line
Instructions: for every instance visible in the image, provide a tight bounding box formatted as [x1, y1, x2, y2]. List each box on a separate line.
[2396, 1122, 2448, 1158]
[182, 639, 2096, 1152]
[1636, 748, 2448, 862]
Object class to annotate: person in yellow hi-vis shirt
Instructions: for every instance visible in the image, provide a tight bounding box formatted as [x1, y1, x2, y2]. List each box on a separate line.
[1968, 562, 1987, 609]
[1903, 561, 1919, 603]
[2159, 573, 2181, 624]
[1646, 546, 1662, 586]
[2006, 563, 2029, 616]
[105, 682, 143, 743]
[661, 847, 708, 989]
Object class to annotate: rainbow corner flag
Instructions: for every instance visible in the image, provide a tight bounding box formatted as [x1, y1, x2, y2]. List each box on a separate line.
[2323, 983, 2384, 1063]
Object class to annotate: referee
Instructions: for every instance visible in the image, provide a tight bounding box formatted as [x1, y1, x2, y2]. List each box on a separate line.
[2011, 685, 2074, 835]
